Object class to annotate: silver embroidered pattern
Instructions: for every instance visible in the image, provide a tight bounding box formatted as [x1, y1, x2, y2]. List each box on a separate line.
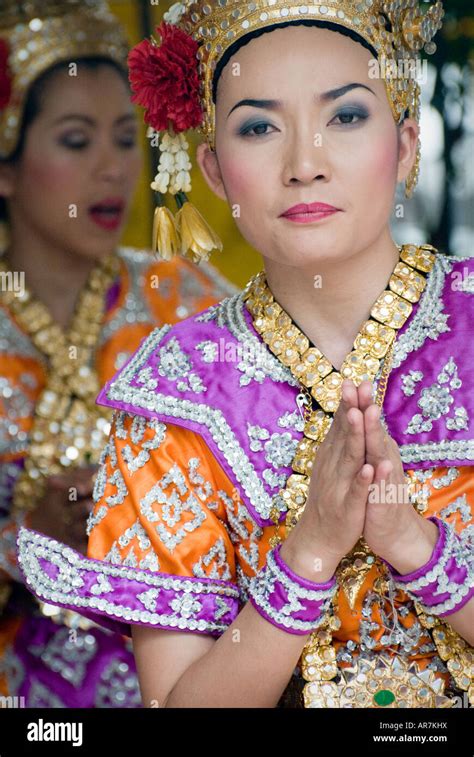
[121, 415, 167, 475]
[90, 574, 113, 595]
[195, 302, 221, 323]
[98, 247, 156, 347]
[0, 308, 44, 360]
[95, 657, 142, 708]
[277, 409, 305, 433]
[222, 490, 263, 574]
[401, 370, 423, 397]
[195, 340, 219, 363]
[157, 336, 207, 394]
[201, 291, 300, 387]
[86, 506, 107, 537]
[395, 256, 473, 462]
[390, 519, 474, 616]
[411, 467, 436, 483]
[440, 494, 472, 524]
[17, 528, 239, 634]
[400, 439, 474, 464]
[106, 333, 280, 521]
[192, 537, 232, 580]
[139, 463, 207, 552]
[236, 563, 253, 603]
[136, 365, 158, 391]
[432, 468, 460, 489]
[187, 457, 216, 504]
[118, 520, 152, 551]
[404, 357, 469, 435]
[170, 593, 202, 618]
[247, 423, 299, 468]
[105, 470, 128, 507]
[263, 469, 288, 490]
[137, 588, 160, 611]
[248, 548, 337, 633]
[29, 627, 98, 688]
[391, 253, 456, 370]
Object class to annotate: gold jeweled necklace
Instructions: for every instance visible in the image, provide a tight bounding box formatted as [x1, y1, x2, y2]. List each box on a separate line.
[0, 252, 119, 515]
[0, 251, 121, 626]
[244, 243, 474, 708]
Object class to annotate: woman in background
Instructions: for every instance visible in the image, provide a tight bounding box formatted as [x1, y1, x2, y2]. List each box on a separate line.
[0, 0, 235, 707]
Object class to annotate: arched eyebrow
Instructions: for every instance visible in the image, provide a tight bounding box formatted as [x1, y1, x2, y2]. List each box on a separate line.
[226, 82, 376, 119]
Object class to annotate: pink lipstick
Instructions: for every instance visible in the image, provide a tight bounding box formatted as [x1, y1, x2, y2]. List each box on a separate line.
[280, 201, 341, 224]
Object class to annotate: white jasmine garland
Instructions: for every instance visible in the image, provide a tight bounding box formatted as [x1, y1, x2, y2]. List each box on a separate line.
[175, 151, 191, 171]
[151, 171, 170, 194]
[169, 170, 192, 194]
[151, 131, 192, 195]
[158, 152, 175, 172]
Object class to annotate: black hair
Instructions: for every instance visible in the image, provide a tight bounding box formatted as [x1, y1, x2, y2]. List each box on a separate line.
[0, 56, 130, 222]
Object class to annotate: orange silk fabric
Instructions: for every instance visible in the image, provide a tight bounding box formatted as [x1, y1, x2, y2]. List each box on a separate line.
[88, 411, 474, 684]
[0, 252, 232, 579]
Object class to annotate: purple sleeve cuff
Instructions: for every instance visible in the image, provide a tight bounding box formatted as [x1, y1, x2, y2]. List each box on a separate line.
[16, 526, 240, 638]
[380, 516, 445, 582]
[248, 543, 337, 635]
[380, 516, 474, 618]
[273, 542, 337, 591]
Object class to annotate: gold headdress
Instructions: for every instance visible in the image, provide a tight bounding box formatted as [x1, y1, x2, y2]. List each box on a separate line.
[128, 0, 444, 261]
[0, 0, 129, 160]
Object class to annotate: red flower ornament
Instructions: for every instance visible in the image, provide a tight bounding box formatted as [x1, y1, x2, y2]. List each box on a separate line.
[128, 21, 203, 134]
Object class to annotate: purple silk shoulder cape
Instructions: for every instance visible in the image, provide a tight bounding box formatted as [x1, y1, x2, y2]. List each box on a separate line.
[16, 253, 474, 638]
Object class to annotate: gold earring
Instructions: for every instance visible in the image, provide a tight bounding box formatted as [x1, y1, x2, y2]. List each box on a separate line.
[405, 136, 421, 199]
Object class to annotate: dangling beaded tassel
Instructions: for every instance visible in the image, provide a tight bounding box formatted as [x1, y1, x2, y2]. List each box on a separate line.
[149, 128, 180, 260]
[151, 192, 180, 260]
[149, 126, 222, 263]
[174, 190, 223, 264]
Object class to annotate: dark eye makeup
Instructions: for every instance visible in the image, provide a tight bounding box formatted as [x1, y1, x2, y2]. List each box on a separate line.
[237, 105, 370, 138]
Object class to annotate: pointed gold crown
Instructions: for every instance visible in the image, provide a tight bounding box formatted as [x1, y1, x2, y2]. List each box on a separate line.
[177, 0, 444, 145]
[0, 0, 129, 159]
[164, 0, 444, 197]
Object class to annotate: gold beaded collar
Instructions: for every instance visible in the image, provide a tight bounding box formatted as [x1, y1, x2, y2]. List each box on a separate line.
[244, 243, 436, 411]
[243, 242, 437, 542]
[0, 251, 120, 515]
[243, 242, 473, 709]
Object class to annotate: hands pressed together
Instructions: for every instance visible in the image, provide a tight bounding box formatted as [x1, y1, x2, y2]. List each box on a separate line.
[292, 378, 439, 578]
